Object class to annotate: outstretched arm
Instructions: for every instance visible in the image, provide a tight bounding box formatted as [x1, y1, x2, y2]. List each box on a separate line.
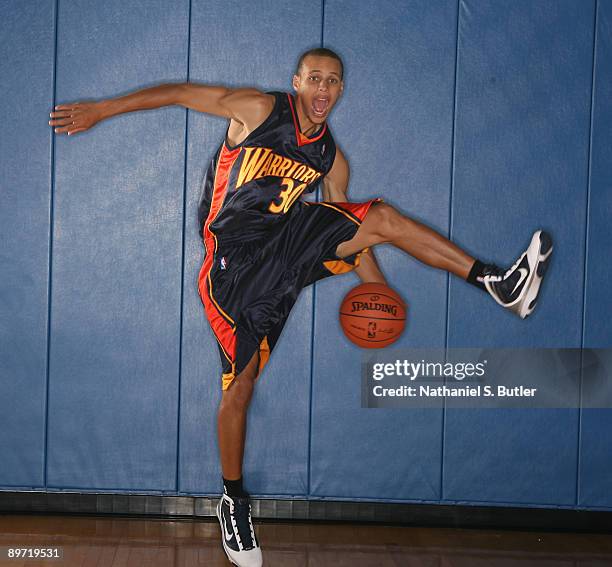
[49, 81, 274, 137]
[322, 147, 387, 285]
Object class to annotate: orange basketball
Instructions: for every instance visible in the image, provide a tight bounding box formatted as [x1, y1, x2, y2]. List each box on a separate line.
[339, 283, 407, 348]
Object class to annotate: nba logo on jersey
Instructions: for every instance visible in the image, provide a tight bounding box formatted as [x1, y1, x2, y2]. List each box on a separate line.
[220, 256, 228, 270]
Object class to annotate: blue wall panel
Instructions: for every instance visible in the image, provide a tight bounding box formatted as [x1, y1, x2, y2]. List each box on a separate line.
[580, 404, 612, 508]
[584, 0, 612, 350]
[444, 409, 580, 505]
[0, 0, 55, 487]
[309, 0, 458, 500]
[444, 0, 594, 505]
[46, 0, 189, 490]
[178, 0, 321, 496]
[579, 0, 612, 509]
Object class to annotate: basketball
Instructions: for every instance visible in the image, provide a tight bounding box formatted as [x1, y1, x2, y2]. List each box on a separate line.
[339, 283, 407, 348]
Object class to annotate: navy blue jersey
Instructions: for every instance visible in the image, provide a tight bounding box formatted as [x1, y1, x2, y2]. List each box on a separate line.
[198, 91, 337, 247]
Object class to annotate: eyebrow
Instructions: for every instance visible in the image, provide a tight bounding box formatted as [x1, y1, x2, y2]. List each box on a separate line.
[308, 69, 341, 77]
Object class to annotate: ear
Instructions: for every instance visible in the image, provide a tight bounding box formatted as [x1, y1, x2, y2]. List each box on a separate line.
[339, 81, 344, 94]
[292, 74, 300, 92]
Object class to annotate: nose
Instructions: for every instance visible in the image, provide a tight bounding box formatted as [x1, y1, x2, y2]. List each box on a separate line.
[317, 80, 328, 92]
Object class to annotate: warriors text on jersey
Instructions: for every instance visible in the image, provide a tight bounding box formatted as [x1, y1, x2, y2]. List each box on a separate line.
[197, 91, 381, 390]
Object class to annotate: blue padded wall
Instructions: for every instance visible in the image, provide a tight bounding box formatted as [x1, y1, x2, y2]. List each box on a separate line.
[1, 0, 610, 510]
[583, 0, 612, 350]
[179, 0, 321, 496]
[579, 0, 612, 508]
[46, 0, 189, 490]
[309, 0, 458, 501]
[443, 0, 594, 506]
[0, 0, 55, 487]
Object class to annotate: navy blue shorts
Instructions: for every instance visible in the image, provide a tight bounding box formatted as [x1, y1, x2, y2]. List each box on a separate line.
[198, 198, 381, 390]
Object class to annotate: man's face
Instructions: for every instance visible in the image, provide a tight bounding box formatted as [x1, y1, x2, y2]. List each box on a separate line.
[292, 55, 344, 126]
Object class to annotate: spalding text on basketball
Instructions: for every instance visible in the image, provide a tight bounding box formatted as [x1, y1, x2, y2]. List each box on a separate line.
[351, 301, 398, 316]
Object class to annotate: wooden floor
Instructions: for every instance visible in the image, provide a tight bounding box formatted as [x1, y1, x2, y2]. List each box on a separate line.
[0, 514, 611, 566]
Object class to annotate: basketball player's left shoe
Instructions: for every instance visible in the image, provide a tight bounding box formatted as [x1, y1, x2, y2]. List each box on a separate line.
[483, 230, 553, 319]
[216, 491, 262, 567]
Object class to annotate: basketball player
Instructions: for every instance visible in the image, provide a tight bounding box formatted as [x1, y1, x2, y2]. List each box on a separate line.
[49, 48, 553, 567]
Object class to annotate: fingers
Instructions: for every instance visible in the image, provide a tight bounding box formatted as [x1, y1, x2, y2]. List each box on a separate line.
[50, 110, 82, 120]
[50, 110, 75, 118]
[49, 117, 74, 126]
[49, 120, 82, 135]
[48, 117, 76, 134]
[53, 103, 80, 111]
[52, 125, 73, 134]
[49, 104, 81, 123]
[49, 103, 86, 135]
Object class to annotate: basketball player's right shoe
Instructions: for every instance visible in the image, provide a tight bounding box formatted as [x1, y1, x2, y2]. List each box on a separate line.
[216, 491, 262, 567]
[483, 230, 553, 319]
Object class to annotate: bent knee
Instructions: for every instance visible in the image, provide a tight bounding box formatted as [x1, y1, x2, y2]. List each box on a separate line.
[367, 203, 405, 242]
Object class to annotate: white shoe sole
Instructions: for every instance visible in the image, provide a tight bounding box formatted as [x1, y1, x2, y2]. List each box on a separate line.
[485, 230, 553, 319]
[216, 498, 263, 567]
[516, 230, 553, 318]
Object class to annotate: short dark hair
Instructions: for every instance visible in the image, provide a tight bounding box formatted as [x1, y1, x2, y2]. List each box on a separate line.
[296, 48, 344, 80]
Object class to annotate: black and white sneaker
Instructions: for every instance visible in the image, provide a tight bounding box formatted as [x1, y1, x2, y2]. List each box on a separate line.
[483, 230, 553, 319]
[216, 491, 262, 567]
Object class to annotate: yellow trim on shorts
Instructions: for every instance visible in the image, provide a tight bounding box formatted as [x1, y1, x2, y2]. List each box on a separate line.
[207, 231, 236, 327]
[258, 336, 270, 374]
[312, 201, 361, 225]
[207, 271, 235, 328]
[323, 259, 356, 274]
[217, 339, 234, 366]
[221, 336, 271, 391]
[323, 247, 370, 274]
[222, 371, 235, 391]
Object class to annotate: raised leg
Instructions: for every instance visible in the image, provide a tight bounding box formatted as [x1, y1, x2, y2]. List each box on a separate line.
[335, 202, 475, 279]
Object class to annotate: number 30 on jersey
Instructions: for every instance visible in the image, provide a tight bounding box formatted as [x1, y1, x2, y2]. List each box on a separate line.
[269, 177, 308, 214]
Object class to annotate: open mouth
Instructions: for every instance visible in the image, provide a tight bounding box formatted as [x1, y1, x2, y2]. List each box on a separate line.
[312, 96, 329, 117]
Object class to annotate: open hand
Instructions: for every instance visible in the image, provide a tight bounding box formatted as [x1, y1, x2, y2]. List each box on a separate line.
[49, 101, 103, 136]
